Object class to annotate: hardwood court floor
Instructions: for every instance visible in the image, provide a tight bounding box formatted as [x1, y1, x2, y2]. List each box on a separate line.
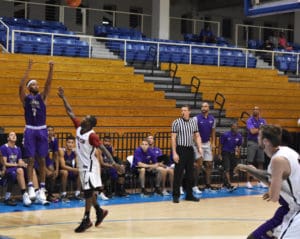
[0, 192, 278, 239]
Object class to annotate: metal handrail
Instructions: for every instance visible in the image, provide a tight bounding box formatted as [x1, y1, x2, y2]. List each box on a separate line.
[168, 62, 178, 91]
[170, 16, 220, 37]
[190, 76, 201, 108]
[148, 46, 157, 76]
[4, 26, 300, 76]
[214, 92, 225, 126]
[240, 111, 251, 125]
[0, 20, 9, 50]
[235, 23, 293, 48]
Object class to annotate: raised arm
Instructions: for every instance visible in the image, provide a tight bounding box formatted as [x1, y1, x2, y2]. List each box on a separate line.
[57, 86, 76, 119]
[41, 61, 54, 101]
[19, 59, 33, 105]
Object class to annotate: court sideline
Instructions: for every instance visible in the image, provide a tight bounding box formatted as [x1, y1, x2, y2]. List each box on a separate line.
[0, 186, 278, 239]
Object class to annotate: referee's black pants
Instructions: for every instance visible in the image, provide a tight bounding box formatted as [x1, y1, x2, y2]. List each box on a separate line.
[173, 146, 194, 199]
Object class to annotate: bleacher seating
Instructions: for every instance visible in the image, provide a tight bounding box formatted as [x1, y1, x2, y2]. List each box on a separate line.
[94, 24, 256, 68]
[161, 63, 300, 132]
[0, 53, 178, 134]
[248, 39, 263, 49]
[184, 33, 229, 46]
[275, 54, 299, 72]
[248, 38, 300, 72]
[0, 16, 89, 57]
[94, 24, 143, 39]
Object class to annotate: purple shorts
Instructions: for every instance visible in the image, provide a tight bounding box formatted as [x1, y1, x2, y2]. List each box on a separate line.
[5, 167, 19, 181]
[34, 158, 53, 170]
[24, 128, 48, 158]
[45, 157, 54, 168]
[109, 168, 118, 180]
[68, 172, 78, 181]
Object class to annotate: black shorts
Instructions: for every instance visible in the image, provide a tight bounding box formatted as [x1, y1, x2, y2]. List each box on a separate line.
[222, 151, 237, 172]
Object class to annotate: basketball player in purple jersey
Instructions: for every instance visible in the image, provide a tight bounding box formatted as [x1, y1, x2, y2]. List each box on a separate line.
[19, 59, 54, 204]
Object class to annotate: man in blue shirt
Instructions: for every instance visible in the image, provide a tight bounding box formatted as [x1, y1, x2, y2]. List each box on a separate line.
[246, 106, 267, 188]
[219, 122, 242, 190]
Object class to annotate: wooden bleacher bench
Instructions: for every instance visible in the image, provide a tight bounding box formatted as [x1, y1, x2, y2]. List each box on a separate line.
[160, 63, 300, 132]
[0, 105, 179, 117]
[0, 53, 178, 135]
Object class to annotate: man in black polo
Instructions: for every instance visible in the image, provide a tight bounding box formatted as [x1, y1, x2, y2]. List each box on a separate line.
[171, 105, 203, 203]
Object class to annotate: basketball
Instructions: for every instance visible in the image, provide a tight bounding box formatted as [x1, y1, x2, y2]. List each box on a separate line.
[66, 0, 81, 8]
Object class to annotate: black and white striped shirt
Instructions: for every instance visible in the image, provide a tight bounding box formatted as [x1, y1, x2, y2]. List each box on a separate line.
[172, 117, 199, 147]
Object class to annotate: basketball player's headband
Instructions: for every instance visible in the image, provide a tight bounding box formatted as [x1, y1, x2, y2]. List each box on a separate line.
[26, 79, 37, 88]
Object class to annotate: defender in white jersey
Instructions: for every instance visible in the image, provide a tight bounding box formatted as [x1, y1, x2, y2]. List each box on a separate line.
[236, 125, 300, 238]
[58, 87, 115, 233]
[75, 126, 102, 189]
[267, 145, 300, 238]
[259, 125, 300, 239]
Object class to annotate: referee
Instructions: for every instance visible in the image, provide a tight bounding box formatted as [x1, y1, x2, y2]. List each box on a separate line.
[171, 105, 202, 203]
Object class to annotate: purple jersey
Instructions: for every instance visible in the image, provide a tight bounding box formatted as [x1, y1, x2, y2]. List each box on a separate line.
[0, 144, 22, 171]
[246, 116, 266, 142]
[45, 137, 59, 167]
[194, 114, 215, 143]
[63, 149, 76, 168]
[133, 147, 157, 168]
[220, 131, 243, 153]
[149, 146, 163, 160]
[102, 145, 113, 163]
[24, 94, 46, 126]
[47, 137, 59, 160]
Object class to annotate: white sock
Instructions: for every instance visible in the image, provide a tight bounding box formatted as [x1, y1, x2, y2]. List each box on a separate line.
[75, 190, 80, 196]
[5, 192, 11, 200]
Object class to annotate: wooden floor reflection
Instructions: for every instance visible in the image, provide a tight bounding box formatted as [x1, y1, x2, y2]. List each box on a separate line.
[0, 195, 278, 239]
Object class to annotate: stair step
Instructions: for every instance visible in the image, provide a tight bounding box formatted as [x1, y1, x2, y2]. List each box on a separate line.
[165, 92, 201, 100]
[90, 39, 118, 59]
[190, 109, 226, 117]
[135, 69, 169, 77]
[144, 76, 181, 84]
[288, 76, 300, 83]
[128, 62, 159, 69]
[214, 118, 235, 126]
[154, 84, 191, 92]
[132, 64, 237, 131]
[176, 100, 205, 108]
